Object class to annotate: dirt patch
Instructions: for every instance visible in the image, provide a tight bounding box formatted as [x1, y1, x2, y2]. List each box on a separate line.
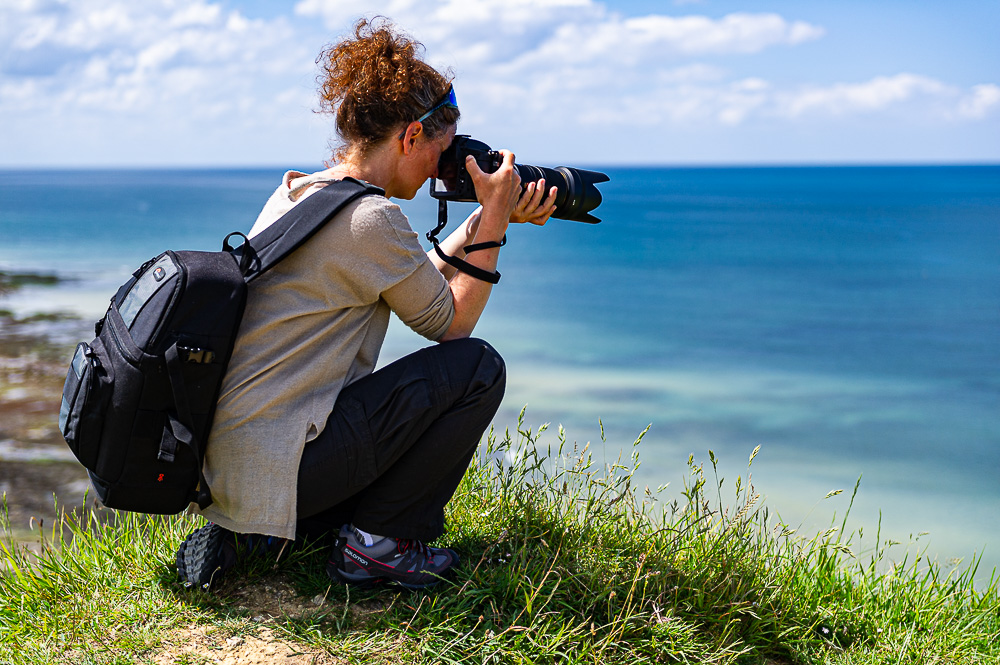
[228, 574, 331, 622]
[152, 575, 394, 665]
[222, 573, 389, 626]
[151, 624, 343, 665]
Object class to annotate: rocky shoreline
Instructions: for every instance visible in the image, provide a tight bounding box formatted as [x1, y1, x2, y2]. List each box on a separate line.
[0, 270, 93, 535]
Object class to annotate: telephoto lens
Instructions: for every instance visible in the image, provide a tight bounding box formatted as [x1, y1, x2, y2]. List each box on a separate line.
[431, 136, 609, 224]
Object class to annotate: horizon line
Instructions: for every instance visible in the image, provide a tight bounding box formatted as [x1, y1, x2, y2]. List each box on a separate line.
[2, 160, 999, 171]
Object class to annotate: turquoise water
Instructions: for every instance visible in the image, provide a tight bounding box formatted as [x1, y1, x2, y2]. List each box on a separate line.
[2, 166, 998, 574]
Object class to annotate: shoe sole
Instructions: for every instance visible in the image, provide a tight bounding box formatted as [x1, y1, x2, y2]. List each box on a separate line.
[176, 524, 229, 590]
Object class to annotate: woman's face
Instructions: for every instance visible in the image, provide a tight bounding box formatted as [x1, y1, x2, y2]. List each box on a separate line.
[397, 123, 457, 200]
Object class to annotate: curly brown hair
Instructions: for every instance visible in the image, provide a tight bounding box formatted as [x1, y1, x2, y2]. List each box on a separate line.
[317, 17, 460, 161]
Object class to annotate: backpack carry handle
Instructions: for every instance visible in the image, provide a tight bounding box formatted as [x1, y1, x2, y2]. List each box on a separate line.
[223, 232, 260, 276]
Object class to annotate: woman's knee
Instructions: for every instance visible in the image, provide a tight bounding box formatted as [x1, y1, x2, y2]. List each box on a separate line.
[437, 337, 506, 401]
[473, 337, 506, 400]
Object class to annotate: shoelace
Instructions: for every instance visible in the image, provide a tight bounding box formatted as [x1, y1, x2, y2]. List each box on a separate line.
[396, 539, 431, 560]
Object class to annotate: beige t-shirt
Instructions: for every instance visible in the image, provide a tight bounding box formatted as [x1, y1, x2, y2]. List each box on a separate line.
[197, 171, 455, 538]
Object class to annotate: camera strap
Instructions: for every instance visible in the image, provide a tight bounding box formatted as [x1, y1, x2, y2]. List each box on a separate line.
[427, 199, 503, 284]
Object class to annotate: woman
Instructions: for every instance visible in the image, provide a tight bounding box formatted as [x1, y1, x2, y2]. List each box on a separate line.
[175, 18, 557, 590]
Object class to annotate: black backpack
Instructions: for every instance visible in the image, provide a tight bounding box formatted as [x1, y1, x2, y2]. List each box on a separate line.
[58, 178, 382, 515]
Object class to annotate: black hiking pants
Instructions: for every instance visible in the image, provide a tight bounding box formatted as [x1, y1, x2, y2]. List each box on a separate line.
[295, 337, 505, 542]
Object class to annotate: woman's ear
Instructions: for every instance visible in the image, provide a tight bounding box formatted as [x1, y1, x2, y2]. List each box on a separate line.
[399, 121, 423, 154]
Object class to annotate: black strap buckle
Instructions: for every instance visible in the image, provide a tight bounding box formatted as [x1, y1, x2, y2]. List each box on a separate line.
[178, 346, 216, 364]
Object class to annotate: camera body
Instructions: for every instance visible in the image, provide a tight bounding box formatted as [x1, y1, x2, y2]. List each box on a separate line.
[430, 135, 608, 224]
[430, 136, 502, 202]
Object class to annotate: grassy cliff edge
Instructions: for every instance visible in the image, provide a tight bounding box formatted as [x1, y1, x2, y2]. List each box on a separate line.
[1, 417, 998, 664]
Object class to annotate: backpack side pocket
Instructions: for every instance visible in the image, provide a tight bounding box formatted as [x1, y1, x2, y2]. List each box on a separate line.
[59, 341, 114, 469]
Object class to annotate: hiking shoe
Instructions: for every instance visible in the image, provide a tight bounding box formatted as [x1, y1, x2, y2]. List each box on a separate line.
[176, 524, 287, 590]
[176, 523, 235, 590]
[326, 524, 459, 589]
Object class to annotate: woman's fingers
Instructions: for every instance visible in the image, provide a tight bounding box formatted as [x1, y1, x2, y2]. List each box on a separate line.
[526, 185, 557, 225]
[515, 181, 537, 213]
[541, 184, 558, 210]
[527, 178, 546, 210]
[467, 151, 520, 218]
[511, 181, 559, 225]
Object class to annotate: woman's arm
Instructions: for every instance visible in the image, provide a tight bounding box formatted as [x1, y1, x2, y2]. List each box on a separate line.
[426, 206, 483, 280]
[426, 179, 557, 279]
[437, 151, 520, 341]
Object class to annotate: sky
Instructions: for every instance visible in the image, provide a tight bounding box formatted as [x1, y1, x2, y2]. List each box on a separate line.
[1, 0, 997, 167]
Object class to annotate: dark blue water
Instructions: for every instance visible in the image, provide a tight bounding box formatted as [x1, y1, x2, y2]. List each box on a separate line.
[502, 166, 999, 376]
[0, 169, 280, 268]
[2, 166, 998, 573]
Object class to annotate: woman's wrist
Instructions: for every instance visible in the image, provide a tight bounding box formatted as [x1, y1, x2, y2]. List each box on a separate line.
[476, 207, 510, 244]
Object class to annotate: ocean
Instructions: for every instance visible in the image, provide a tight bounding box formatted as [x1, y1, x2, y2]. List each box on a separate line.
[1, 165, 998, 576]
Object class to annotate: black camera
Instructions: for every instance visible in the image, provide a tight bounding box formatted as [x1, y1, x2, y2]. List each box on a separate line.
[430, 135, 609, 224]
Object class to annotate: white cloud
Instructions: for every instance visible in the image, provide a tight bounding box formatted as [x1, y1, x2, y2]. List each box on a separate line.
[956, 84, 1000, 120]
[287, 1, 996, 139]
[571, 72, 995, 132]
[618, 13, 824, 56]
[0, 0, 311, 120]
[0, 0, 995, 165]
[289, 0, 831, 137]
[295, 1, 824, 66]
[778, 74, 951, 118]
[657, 64, 727, 85]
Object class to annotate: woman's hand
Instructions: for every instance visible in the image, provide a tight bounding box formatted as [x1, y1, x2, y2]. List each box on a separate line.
[510, 178, 558, 226]
[439, 152, 521, 341]
[466, 150, 521, 226]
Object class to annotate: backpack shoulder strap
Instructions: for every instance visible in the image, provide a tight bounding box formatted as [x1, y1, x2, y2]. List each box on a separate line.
[238, 177, 384, 282]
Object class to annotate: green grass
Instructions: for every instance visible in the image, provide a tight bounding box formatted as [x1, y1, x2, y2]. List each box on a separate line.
[1, 414, 998, 663]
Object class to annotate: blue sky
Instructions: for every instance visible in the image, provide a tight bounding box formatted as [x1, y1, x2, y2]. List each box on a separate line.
[1, 0, 997, 167]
